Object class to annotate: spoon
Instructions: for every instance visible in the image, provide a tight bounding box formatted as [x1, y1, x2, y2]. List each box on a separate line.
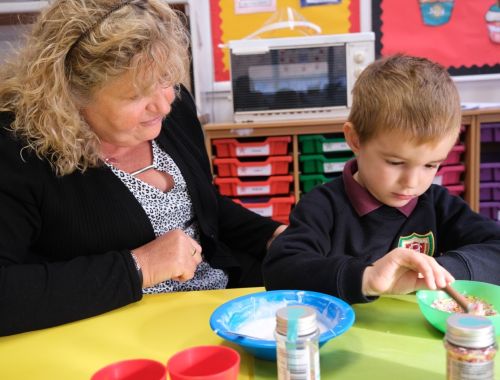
[443, 283, 472, 313]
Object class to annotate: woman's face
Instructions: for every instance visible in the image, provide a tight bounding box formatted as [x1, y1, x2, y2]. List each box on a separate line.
[81, 70, 176, 148]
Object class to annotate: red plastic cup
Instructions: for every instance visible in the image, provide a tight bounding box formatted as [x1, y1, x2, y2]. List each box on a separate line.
[91, 358, 166, 380]
[166, 346, 240, 380]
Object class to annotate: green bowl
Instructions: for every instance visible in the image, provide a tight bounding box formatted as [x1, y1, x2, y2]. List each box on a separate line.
[416, 280, 500, 335]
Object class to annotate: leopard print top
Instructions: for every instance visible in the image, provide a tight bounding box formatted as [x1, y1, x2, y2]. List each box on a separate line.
[107, 140, 228, 293]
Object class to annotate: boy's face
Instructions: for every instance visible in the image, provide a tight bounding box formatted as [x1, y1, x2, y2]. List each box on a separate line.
[344, 124, 458, 208]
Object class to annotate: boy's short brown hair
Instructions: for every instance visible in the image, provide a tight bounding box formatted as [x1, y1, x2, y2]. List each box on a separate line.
[348, 54, 461, 144]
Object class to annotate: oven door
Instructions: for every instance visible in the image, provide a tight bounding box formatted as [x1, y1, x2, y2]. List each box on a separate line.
[231, 44, 348, 120]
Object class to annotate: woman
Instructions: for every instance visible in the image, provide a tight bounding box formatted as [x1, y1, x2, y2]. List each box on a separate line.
[0, 0, 285, 336]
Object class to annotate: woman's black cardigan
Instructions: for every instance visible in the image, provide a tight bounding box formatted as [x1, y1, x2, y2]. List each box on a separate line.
[0, 86, 279, 336]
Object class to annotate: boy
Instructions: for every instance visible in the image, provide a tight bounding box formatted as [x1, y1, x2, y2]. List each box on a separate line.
[263, 54, 500, 304]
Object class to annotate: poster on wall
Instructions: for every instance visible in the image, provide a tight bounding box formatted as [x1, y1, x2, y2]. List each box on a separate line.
[234, 0, 276, 14]
[371, 0, 500, 76]
[210, 0, 361, 82]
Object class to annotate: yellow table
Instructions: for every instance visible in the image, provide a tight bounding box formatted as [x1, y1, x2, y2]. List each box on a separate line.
[0, 287, 498, 379]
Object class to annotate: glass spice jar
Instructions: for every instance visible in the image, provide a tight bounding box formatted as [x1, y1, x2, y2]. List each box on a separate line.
[275, 305, 320, 380]
[444, 313, 497, 380]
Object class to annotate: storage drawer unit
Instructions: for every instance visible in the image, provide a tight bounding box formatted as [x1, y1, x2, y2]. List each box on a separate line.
[211, 134, 294, 223]
[204, 108, 500, 215]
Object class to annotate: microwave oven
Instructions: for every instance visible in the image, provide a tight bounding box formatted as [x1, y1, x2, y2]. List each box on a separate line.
[229, 32, 375, 123]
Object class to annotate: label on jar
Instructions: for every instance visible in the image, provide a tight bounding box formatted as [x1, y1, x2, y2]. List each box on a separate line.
[277, 339, 320, 380]
[447, 357, 495, 380]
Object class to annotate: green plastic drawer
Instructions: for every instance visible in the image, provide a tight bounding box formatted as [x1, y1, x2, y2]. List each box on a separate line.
[299, 154, 353, 174]
[299, 135, 351, 154]
[300, 173, 340, 193]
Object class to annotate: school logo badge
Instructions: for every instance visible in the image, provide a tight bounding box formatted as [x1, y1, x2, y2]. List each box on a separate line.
[398, 231, 435, 256]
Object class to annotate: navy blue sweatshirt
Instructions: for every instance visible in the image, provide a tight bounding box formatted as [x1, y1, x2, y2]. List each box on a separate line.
[264, 162, 500, 304]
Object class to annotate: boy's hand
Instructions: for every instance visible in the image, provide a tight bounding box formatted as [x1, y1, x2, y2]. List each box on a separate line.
[362, 247, 454, 296]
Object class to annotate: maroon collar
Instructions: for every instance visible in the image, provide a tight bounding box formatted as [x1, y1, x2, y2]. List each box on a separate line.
[342, 159, 417, 217]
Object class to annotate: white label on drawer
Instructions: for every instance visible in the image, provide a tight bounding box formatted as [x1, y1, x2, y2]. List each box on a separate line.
[238, 164, 272, 176]
[323, 162, 346, 173]
[322, 142, 350, 152]
[236, 145, 270, 156]
[433, 176, 443, 185]
[248, 205, 273, 217]
[237, 185, 270, 195]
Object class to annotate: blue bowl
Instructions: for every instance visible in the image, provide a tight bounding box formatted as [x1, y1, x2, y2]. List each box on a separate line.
[209, 289, 355, 361]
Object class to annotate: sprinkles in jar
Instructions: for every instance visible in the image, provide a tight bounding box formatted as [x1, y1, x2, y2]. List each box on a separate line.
[444, 314, 497, 380]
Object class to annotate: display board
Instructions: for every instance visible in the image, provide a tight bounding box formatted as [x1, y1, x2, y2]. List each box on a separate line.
[372, 0, 500, 76]
[210, 0, 361, 82]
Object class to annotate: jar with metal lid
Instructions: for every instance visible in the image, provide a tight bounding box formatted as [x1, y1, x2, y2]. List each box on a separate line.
[275, 305, 320, 380]
[444, 313, 497, 380]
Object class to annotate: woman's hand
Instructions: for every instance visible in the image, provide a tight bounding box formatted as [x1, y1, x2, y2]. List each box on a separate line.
[131, 229, 202, 288]
[361, 247, 454, 296]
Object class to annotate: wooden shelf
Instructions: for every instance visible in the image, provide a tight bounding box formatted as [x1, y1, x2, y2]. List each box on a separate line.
[203, 108, 500, 213]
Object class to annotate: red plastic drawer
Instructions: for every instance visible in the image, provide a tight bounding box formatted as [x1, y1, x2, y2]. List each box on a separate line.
[213, 156, 292, 177]
[213, 136, 291, 158]
[480, 182, 500, 201]
[442, 144, 465, 166]
[433, 165, 465, 186]
[233, 196, 295, 218]
[272, 215, 290, 225]
[215, 176, 293, 196]
[446, 184, 465, 197]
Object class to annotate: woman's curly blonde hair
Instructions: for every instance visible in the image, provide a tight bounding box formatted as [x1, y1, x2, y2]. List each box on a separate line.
[0, 0, 190, 175]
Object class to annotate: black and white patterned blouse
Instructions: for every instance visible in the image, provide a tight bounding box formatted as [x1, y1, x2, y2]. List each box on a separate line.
[107, 140, 228, 293]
